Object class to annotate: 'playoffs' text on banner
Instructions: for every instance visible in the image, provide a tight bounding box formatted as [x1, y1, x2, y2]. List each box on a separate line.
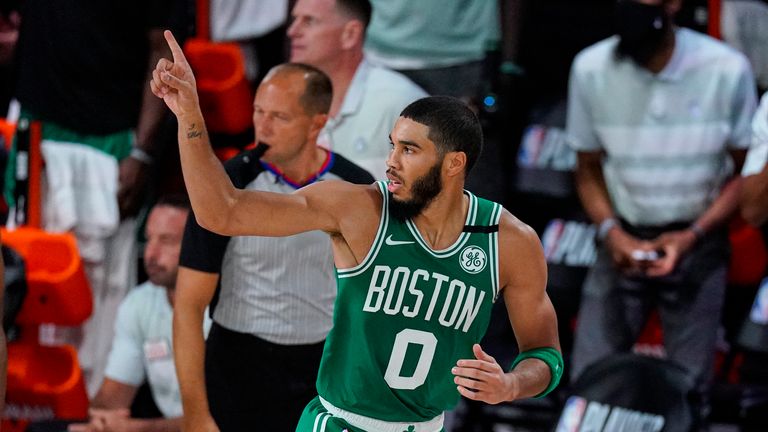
[556, 396, 665, 432]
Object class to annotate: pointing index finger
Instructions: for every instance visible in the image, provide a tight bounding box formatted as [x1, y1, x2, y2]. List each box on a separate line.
[164, 30, 186, 64]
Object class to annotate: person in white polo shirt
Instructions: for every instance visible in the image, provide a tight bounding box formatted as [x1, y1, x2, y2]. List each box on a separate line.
[565, 0, 757, 404]
[69, 196, 211, 432]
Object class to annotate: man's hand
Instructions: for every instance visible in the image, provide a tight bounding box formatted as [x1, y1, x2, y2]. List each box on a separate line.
[452, 344, 518, 405]
[68, 408, 133, 432]
[150, 31, 199, 119]
[645, 229, 697, 277]
[117, 157, 150, 218]
[605, 227, 657, 274]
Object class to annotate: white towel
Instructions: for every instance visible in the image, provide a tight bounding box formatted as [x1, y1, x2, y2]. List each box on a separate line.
[40, 140, 120, 262]
[210, 0, 287, 42]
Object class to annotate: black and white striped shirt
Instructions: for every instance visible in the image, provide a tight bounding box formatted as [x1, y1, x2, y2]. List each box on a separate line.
[179, 147, 374, 344]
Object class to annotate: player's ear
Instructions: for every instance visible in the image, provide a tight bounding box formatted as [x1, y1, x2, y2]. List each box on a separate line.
[444, 151, 467, 177]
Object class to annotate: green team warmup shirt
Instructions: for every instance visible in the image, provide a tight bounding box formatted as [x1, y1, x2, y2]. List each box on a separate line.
[316, 181, 502, 422]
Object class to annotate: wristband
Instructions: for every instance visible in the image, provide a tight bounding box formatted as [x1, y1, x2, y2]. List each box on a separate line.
[690, 222, 706, 240]
[510, 347, 564, 398]
[596, 217, 618, 242]
[129, 147, 155, 165]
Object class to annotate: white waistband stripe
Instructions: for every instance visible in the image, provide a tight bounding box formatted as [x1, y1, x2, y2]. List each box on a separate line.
[319, 397, 443, 432]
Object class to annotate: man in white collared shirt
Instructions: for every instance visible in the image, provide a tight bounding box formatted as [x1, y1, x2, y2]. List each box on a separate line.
[566, 0, 757, 404]
[287, 0, 427, 180]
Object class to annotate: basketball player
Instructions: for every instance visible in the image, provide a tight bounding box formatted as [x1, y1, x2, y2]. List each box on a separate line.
[151, 30, 562, 431]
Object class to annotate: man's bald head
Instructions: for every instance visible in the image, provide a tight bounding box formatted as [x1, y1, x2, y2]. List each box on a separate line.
[262, 63, 333, 115]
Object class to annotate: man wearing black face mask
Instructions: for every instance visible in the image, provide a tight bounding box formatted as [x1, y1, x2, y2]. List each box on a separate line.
[615, 0, 672, 66]
[566, 0, 758, 409]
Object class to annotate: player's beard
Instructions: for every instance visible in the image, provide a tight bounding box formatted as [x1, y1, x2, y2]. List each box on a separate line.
[388, 162, 442, 223]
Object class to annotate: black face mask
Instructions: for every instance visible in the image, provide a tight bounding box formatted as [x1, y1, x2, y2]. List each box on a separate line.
[615, 1, 670, 66]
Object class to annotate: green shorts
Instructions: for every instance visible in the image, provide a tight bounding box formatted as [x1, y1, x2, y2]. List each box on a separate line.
[296, 396, 445, 432]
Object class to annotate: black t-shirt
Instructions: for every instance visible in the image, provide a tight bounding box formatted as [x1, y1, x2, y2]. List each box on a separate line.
[14, 0, 174, 134]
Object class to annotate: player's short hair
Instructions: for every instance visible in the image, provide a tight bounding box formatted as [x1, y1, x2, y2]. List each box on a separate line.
[269, 63, 333, 115]
[400, 96, 484, 174]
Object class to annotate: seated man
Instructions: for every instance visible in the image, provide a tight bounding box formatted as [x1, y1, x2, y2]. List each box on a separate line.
[68, 195, 210, 432]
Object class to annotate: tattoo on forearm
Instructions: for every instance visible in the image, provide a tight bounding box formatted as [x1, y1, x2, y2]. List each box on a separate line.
[187, 123, 203, 139]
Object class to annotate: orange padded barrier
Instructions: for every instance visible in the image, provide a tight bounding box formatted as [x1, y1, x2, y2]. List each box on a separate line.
[0, 118, 14, 150]
[3, 344, 89, 428]
[1, 228, 92, 326]
[184, 38, 253, 134]
[1, 227, 91, 427]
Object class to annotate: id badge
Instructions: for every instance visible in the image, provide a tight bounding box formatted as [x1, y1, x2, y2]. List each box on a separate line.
[143, 338, 177, 387]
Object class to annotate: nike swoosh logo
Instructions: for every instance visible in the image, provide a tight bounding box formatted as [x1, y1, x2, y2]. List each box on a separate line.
[385, 234, 414, 246]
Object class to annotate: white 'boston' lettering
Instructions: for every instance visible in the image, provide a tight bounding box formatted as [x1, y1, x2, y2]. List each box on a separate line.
[424, 272, 449, 321]
[402, 269, 428, 318]
[455, 286, 486, 332]
[383, 267, 410, 315]
[363, 266, 390, 312]
[439, 280, 467, 327]
[361, 266, 488, 333]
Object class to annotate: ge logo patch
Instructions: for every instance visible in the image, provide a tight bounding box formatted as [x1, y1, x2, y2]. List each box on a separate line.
[460, 246, 486, 274]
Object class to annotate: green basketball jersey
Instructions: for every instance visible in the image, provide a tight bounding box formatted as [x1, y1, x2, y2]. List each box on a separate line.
[316, 181, 502, 422]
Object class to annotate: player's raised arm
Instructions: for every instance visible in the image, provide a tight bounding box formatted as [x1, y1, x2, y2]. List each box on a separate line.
[150, 30, 349, 237]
